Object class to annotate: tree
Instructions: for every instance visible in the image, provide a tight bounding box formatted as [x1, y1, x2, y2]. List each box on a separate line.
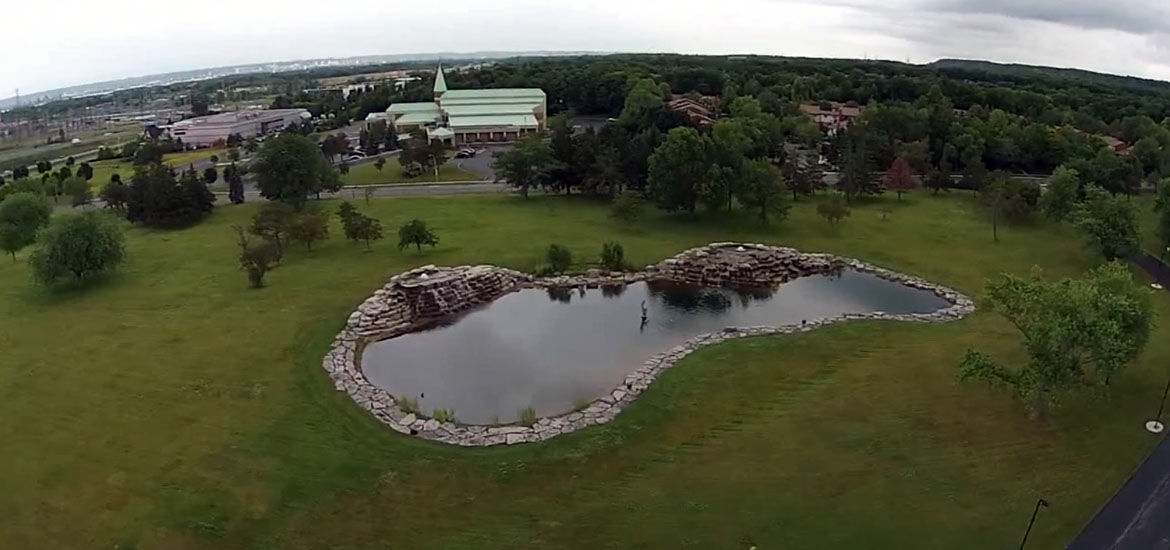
[546, 244, 572, 273]
[979, 174, 1012, 243]
[125, 164, 215, 228]
[493, 136, 557, 199]
[838, 137, 879, 201]
[233, 225, 280, 288]
[250, 201, 296, 257]
[1158, 182, 1170, 259]
[817, 195, 851, 225]
[338, 162, 350, 176]
[286, 210, 330, 251]
[1073, 184, 1141, 261]
[228, 148, 241, 162]
[397, 219, 439, 252]
[737, 158, 790, 222]
[36, 160, 52, 174]
[611, 191, 644, 223]
[320, 134, 349, 164]
[29, 212, 126, 285]
[619, 78, 666, 129]
[63, 176, 91, 207]
[882, 157, 916, 201]
[0, 192, 51, 260]
[374, 158, 386, 173]
[647, 127, 714, 214]
[337, 202, 382, 250]
[77, 162, 94, 181]
[203, 167, 218, 185]
[224, 163, 245, 205]
[133, 142, 164, 165]
[253, 133, 336, 207]
[226, 133, 244, 148]
[1040, 166, 1080, 221]
[100, 177, 131, 212]
[65, 156, 75, 167]
[959, 263, 1152, 419]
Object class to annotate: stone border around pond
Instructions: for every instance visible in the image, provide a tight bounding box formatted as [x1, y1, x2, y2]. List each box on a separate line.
[322, 243, 976, 447]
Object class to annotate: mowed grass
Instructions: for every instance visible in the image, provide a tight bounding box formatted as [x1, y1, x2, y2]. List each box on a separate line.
[0, 192, 1167, 549]
[340, 158, 481, 186]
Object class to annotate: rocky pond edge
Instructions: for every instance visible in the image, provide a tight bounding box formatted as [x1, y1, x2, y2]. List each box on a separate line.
[321, 242, 976, 447]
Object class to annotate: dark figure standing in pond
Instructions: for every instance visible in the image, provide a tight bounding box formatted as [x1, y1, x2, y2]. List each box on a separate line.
[640, 300, 649, 331]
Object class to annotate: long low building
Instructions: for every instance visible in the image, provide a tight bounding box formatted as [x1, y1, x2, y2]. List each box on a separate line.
[164, 108, 311, 147]
[382, 64, 546, 145]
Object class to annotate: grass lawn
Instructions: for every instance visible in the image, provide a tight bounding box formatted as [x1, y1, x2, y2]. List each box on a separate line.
[1, 193, 1167, 549]
[341, 158, 482, 186]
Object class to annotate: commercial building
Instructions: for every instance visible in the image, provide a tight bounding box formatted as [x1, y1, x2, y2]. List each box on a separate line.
[799, 102, 862, 135]
[667, 95, 720, 128]
[163, 108, 311, 147]
[383, 64, 546, 145]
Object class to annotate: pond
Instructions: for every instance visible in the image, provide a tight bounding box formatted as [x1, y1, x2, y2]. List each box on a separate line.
[361, 269, 949, 425]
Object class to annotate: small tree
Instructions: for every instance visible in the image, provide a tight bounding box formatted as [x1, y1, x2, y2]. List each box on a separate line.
[737, 158, 790, 223]
[287, 211, 330, 251]
[0, 192, 52, 260]
[924, 166, 951, 194]
[397, 218, 439, 252]
[363, 187, 375, 205]
[1041, 166, 1080, 222]
[493, 136, 558, 199]
[64, 176, 91, 207]
[77, 162, 94, 181]
[100, 177, 131, 212]
[224, 163, 245, 204]
[374, 158, 386, 173]
[816, 195, 850, 225]
[203, 167, 218, 185]
[29, 212, 126, 284]
[610, 191, 644, 223]
[979, 175, 1012, 243]
[600, 241, 626, 271]
[249, 201, 296, 258]
[546, 244, 572, 273]
[228, 148, 241, 162]
[233, 225, 280, 288]
[1073, 185, 1140, 261]
[959, 263, 1152, 419]
[1158, 182, 1170, 260]
[882, 157, 916, 201]
[351, 214, 382, 250]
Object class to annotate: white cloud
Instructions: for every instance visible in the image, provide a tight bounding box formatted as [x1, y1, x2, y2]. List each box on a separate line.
[4, 0, 1170, 95]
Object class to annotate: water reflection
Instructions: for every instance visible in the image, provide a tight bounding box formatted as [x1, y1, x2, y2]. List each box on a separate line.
[362, 269, 949, 424]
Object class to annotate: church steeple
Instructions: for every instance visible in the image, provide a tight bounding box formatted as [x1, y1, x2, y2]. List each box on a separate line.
[433, 62, 448, 98]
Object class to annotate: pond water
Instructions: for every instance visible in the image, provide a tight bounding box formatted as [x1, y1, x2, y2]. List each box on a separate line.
[362, 269, 949, 424]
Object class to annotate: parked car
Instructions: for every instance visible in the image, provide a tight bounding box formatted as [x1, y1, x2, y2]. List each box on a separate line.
[454, 148, 477, 159]
[346, 153, 366, 162]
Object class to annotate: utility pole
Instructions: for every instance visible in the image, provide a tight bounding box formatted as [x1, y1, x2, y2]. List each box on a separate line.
[1145, 373, 1170, 433]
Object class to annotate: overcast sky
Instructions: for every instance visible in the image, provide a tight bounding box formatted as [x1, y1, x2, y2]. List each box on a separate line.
[5, 0, 1170, 95]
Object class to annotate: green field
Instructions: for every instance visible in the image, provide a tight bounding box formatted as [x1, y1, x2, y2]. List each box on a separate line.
[340, 157, 482, 185]
[0, 193, 1166, 549]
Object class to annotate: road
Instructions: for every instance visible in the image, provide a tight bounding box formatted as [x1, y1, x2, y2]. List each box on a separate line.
[216, 182, 510, 201]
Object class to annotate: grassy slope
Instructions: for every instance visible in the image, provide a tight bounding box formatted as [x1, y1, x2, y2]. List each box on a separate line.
[340, 159, 481, 186]
[0, 193, 1166, 549]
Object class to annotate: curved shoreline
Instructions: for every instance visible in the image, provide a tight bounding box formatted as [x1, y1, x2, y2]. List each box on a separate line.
[322, 243, 976, 447]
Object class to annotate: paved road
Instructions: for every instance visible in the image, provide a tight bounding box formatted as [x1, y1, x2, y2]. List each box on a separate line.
[1067, 253, 1170, 550]
[216, 182, 510, 201]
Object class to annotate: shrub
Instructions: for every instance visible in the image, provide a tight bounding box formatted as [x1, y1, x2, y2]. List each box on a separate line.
[517, 406, 537, 427]
[611, 191, 644, 223]
[432, 408, 456, 423]
[396, 395, 420, 414]
[250, 201, 296, 258]
[126, 163, 215, 228]
[30, 212, 126, 285]
[546, 244, 572, 273]
[599, 241, 626, 271]
[286, 210, 330, 251]
[816, 196, 851, 225]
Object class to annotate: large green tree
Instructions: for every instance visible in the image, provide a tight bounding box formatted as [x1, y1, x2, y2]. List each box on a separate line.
[1073, 184, 1140, 261]
[648, 127, 714, 214]
[0, 192, 52, 260]
[492, 137, 558, 199]
[29, 212, 126, 284]
[253, 133, 337, 207]
[959, 263, 1152, 419]
[1040, 166, 1080, 221]
[125, 164, 215, 228]
[737, 158, 790, 223]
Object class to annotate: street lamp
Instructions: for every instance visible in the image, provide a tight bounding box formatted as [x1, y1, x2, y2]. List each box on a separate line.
[1145, 374, 1170, 434]
[1018, 498, 1049, 550]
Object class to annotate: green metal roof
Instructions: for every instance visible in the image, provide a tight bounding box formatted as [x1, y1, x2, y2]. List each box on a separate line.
[387, 102, 441, 115]
[440, 88, 545, 100]
[395, 112, 442, 125]
[442, 104, 540, 117]
[447, 114, 539, 129]
[433, 64, 448, 94]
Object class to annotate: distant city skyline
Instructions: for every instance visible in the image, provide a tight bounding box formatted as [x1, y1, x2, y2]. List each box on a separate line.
[5, 0, 1170, 96]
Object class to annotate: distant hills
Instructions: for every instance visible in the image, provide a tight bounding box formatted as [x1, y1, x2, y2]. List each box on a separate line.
[0, 51, 604, 110]
[927, 58, 1170, 93]
[6, 53, 1169, 112]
